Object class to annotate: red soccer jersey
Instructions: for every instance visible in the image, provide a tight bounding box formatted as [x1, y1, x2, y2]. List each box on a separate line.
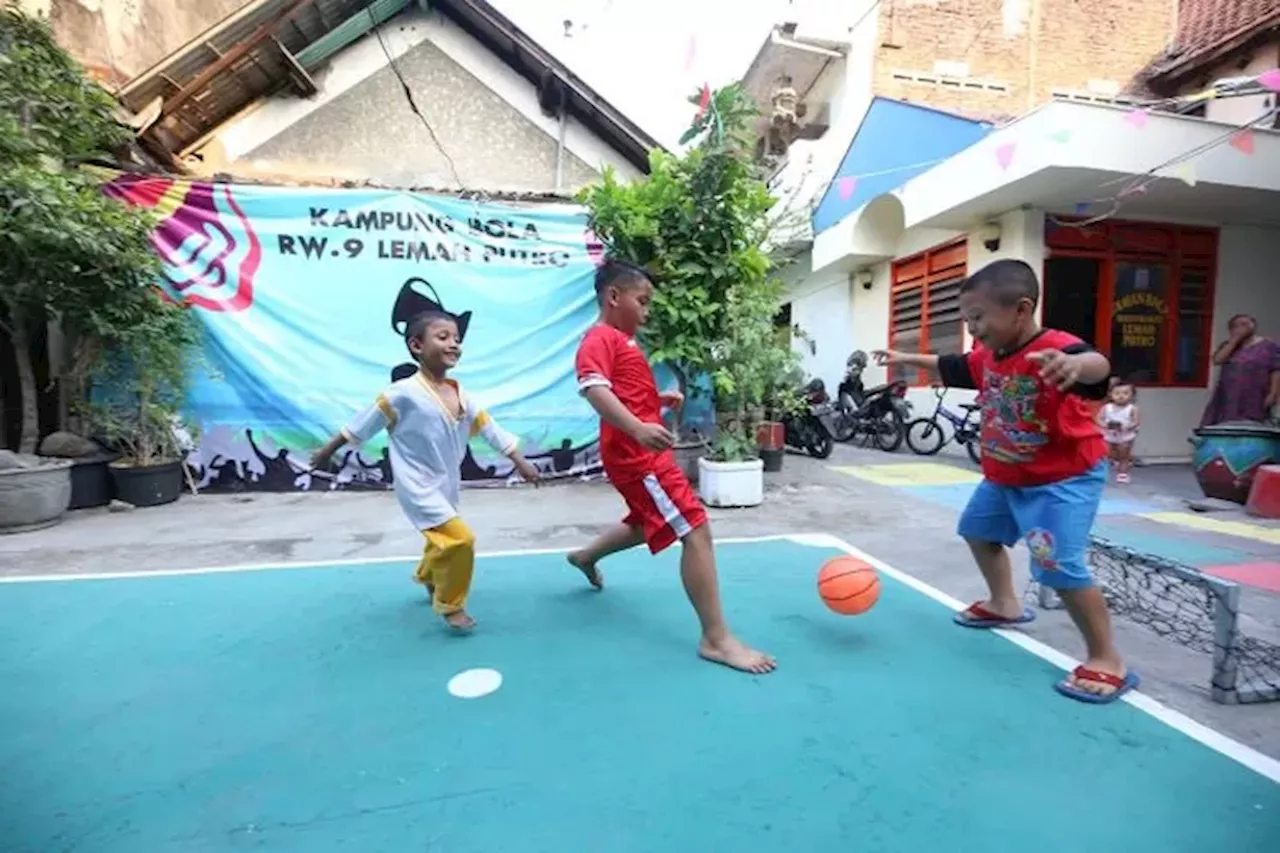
[938, 329, 1108, 487]
[575, 324, 670, 481]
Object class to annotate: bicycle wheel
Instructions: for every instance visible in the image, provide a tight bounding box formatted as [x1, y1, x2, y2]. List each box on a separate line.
[905, 418, 946, 455]
[964, 432, 982, 465]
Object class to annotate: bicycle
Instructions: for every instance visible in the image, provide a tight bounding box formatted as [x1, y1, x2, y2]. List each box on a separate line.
[905, 387, 982, 465]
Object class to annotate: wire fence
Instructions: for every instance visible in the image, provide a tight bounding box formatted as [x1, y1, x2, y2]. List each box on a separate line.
[1027, 536, 1280, 705]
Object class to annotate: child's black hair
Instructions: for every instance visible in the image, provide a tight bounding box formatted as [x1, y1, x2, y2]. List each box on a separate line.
[405, 310, 457, 346]
[1109, 376, 1138, 399]
[960, 259, 1041, 309]
[594, 258, 653, 303]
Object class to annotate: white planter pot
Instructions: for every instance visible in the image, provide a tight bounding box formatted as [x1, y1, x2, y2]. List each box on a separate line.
[697, 457, 764, 508]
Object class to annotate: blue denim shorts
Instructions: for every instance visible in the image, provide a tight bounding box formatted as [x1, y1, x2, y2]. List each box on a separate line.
[957, 462, 1106, 589]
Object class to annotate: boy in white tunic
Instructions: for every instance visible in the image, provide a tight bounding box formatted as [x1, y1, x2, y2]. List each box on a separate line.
[312, 311, 540, 631]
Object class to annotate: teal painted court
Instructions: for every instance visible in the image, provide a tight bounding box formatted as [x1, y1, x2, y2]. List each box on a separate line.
[2, 537, 1278, 852]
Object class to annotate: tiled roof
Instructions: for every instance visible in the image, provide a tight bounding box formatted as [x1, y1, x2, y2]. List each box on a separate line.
[1146, 0, 1280, 84]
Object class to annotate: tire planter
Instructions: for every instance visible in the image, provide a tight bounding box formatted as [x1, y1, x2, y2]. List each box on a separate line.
[1190, 421, 1280, 505]
[0, 459, 73, 534]
[68, 451, 119, 510]
[698, 457, 764, 508]
[110, 459, 184, 508]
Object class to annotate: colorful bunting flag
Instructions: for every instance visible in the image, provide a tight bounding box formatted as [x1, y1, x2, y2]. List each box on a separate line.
[1258, 68, 1280, 92]
[1124, 109, 1149, 129]
[1230, 129, 1255, 155]
[1073, 202, 1090, 215]
[837, 176, 857, 201]
[995, 142, 1016, 170]
[1172, 162, 1197, 187]
[683, 34, 697, 72]
[1048, 129, 1072, 144]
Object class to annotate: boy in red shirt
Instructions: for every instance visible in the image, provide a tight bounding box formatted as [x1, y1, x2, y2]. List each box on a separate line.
[569, 260, 776, 675]
[875, 259, 1137, 704]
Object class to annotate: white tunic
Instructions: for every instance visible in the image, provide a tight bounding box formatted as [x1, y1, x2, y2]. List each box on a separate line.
[342, 372, 518, 531]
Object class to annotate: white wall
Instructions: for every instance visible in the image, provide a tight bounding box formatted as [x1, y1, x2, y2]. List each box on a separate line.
[197, 7, 643, 184]
[1193, 45, 1280, 127]
[841, 212, 1278, 462]
[766, 1, 884, 238]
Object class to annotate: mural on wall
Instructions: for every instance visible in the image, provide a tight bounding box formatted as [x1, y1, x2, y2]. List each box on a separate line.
[100, 172, 617, 492]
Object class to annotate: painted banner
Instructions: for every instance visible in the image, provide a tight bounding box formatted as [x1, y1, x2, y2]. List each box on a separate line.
[102, 173, 611, 492]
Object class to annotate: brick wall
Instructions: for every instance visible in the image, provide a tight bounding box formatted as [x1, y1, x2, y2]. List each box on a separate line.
[871, 0, 1176, 120]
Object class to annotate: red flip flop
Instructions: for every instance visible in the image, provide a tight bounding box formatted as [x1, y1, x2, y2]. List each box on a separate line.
[953, 601, 1037, 629]
[1055, 666, 1140, 704]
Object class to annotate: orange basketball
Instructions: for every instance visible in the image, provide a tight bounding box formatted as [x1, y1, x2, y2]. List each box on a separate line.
[817, 556, 880, 615]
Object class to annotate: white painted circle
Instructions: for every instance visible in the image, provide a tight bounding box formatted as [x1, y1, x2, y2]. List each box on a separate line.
[447, 668, 503, 699]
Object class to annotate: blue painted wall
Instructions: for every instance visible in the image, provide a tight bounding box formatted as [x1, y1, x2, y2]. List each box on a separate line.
[811, 98, 991, 235]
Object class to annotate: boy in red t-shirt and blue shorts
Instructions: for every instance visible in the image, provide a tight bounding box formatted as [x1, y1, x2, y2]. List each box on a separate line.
[569, 260, 775, 675]
[876, 259, 1137, 704]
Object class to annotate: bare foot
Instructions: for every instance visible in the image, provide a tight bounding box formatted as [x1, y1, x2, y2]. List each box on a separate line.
[443, 610, 476, 633]
[567, 551, 604, 590]
[1064, 656, 1127, 697]
[698, 634, 776, 674]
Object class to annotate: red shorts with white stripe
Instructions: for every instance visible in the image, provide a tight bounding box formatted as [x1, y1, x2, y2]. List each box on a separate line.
[611, 459, 708, 554]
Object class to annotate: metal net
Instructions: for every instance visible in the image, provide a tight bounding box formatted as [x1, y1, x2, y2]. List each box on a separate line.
[1026, 536, 1280, 705]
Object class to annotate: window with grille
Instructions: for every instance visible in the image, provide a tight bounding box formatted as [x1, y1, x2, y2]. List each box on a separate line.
[888, 240, 967, 384]
[1042, 219, 1218, 387]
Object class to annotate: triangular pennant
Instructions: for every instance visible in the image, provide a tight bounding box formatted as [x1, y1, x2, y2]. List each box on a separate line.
[1048, 129, 1072, 144]
[1230, 128, 1256, 155]
[1073, 202, 1090, 215]
[1124, 108, 1149, 129]
[696, 84, 711, 120]
[995, 142, 1016, 170]
[837, 176, 857, 201]
[1258, 68, 1280, 92]
[1172, 162, 1197, 187]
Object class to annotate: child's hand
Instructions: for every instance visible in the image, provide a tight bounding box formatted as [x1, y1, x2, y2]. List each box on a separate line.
[1027, 349, 1083, 391]
[659, 388, 685, 412]
[631, 422, 675, 451]
[512, 456, 542, 486]
[871, 349, 903, 366]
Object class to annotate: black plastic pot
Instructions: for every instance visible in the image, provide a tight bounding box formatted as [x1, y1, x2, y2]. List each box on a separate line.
[109, 459, 184, 508]
[759, 447, 784, 473]
[68, 452, 118, 510]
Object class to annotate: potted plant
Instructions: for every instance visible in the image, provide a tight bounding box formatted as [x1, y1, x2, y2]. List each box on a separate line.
[699, 268, 802, 508]
[580, 84, 796, 487]
[0, 4, 164, 522]
[88, 290, 199, 508]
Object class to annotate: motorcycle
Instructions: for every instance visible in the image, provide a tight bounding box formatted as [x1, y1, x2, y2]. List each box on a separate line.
[782, 377, 836, 459]
[831, 350, 910, 452]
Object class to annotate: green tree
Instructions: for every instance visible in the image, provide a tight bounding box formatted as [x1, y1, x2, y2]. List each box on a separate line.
[579, 83, 801, 460]
[0, 2, 190, 453]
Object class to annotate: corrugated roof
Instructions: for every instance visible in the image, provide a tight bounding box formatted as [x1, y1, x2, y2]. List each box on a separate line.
[1143, 0, 1280, 88]
[119, 0, 379, 152]
[116, 0, 660, 174]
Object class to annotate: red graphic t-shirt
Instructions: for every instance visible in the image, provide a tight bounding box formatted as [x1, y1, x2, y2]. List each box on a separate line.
[938, 329, 1108, 487]
[575, 324, 671, 482]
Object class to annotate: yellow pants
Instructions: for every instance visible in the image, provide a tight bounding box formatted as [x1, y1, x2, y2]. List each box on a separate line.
[415, 517, 477, 615]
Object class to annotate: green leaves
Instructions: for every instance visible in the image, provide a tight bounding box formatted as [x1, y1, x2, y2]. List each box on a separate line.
[579, 83, 802, 461]
[1, 1, 193, 454]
